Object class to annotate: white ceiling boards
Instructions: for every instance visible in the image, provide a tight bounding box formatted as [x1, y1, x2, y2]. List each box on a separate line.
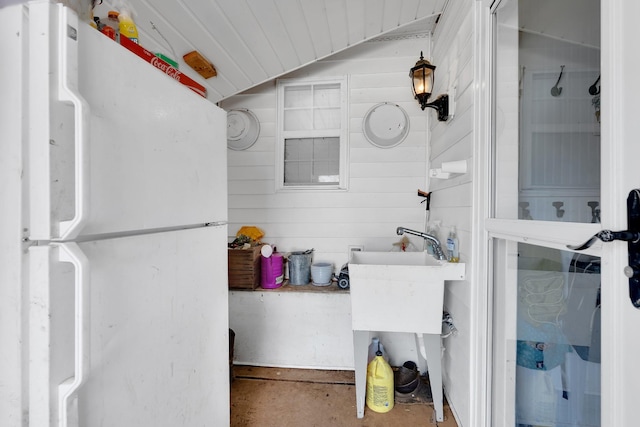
[93, 0, 447, 103]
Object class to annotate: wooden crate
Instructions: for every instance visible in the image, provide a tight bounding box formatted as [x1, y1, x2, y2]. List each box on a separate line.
[228, 245, 263, 289]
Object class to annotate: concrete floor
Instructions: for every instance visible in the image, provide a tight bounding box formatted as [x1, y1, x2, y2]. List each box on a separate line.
[230, 366, 458, 427]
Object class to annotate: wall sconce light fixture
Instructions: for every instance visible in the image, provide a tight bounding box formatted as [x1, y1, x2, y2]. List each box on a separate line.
[410, 51, 449, 121]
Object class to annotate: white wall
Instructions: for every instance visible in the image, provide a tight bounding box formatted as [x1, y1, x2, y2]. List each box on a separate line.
[222, 37, 431, 262]
[425, 3, 602, 427]
[229, 290, 354, 369]
[222, 36, 437, 369]
[429, 1, 475, 427]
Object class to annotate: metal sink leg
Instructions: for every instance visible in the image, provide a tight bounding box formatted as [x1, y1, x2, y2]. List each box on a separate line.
[416, 333, 444, 422]
[353, 330, 370, 418]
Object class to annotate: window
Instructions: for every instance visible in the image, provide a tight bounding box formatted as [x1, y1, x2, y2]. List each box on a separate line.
[276, 78, 348, 190]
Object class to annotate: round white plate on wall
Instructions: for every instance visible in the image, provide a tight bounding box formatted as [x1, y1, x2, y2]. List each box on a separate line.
[362, 102, 410, 148]
[227, 109, 260, 150]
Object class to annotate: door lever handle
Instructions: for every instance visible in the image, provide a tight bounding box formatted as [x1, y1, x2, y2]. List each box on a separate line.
[567, 230, 640, 251]
[569, 189, 640, 308]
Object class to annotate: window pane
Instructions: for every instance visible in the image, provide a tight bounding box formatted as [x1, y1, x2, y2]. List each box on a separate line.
[284, 138, 339, 186]
[314, 107, 341, 130]
[493, 0, 601, 223]
[514, 242, 600, 426]
[314, 84, 340, 107]
[527, 133, 600, 189]
[284, 160, 313, 185]
[284, 109, 313, 131]
[284, 85, 312, 108]
[278, 78, 345, 189]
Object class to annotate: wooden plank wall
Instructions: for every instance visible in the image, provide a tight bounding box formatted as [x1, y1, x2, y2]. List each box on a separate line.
[221, 36, 431, 274]
[221, 35, 440, 372]
[429, 1, 475, 426]
[92, 1, 447, 103]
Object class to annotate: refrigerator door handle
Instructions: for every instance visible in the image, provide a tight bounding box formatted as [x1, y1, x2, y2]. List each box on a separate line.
[56, 242, 90, 427]
[57, 5, 90, 241]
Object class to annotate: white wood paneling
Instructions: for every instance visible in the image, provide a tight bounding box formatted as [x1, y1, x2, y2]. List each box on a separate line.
[325, 0, 350, 53]
[93, 1, 445, 102]
[441, 289, 472, 426]
[223, 35, 433, 370]
[274, 0, 317, 65]
[213, 0, 286, 76]
[247, 0, 301, 71]
[300, 1, 333, 58]
[228, 192, 419, 209]
[229, 291, 435, 370]
[519, 0, 600, 49]
[429, 1, 476, 427]
[229, 291, 353, 369]
[418, 0, 449, 17]
[345, 0, 367, 46]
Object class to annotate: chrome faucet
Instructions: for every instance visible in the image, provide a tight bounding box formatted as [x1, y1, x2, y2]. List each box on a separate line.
[396, 227, 446, 260]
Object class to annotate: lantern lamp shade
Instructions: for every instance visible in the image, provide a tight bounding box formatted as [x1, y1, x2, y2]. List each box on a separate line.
[410, 52, 436, 110]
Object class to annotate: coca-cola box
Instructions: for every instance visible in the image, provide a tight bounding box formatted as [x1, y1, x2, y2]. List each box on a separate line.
[120, 36, 207, 98]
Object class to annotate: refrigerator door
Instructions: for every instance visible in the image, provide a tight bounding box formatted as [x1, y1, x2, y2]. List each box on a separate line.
[28, 3, 227, 241]
[30, 226, 229, 426]
[29, 244, 80, 427]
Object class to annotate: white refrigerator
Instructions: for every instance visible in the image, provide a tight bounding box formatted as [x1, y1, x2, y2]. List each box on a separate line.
[1, 2, 230, 426]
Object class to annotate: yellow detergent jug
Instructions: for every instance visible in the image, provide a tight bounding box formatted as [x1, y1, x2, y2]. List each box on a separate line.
[366, 351, 394, 413]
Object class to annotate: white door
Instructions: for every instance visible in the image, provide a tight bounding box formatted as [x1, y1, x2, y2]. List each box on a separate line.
[488, 0, 640, 425]
[29, 226, 230, 426]
[599, 0, 640, 424]
[28, 2, 227, 242]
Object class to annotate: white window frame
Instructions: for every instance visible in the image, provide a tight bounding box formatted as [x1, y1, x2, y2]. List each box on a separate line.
[275, 77, 349, 191]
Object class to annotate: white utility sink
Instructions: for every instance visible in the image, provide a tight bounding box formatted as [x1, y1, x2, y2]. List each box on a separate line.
[348, 251, 465, 334]
[348, 250, 465, 422]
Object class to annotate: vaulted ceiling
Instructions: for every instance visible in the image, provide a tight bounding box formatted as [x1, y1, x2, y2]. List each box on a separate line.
[93, 0, 447, 103]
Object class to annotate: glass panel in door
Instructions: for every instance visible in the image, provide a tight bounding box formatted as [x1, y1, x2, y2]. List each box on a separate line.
[494, 0, 601, 223]
[514, 243, 601, 427]
[491, 1, 603, 426]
